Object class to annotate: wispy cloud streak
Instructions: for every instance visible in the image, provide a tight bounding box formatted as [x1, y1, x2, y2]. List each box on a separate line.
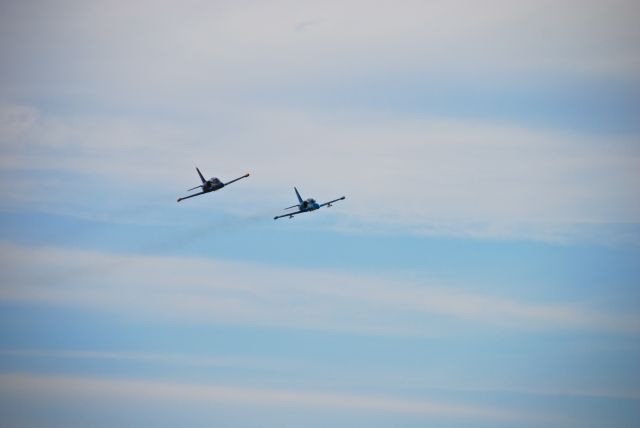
[0, 243, 636, 335]
[4, 349, 639, 402]
[0, 372, 533, 422]
[2, 104, 639, 243]
[0, 349, 289, 371]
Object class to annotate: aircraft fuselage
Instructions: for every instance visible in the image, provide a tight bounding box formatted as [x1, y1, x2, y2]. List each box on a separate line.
[203, 178, 224, 192]
[300, 198, 320, 211]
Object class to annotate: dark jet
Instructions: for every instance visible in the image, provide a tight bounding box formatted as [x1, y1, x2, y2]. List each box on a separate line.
[274, 187, 345, 220]
[177, 167, 249, 202]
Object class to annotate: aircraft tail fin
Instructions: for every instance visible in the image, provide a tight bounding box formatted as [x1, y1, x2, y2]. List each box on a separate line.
[196, 167, 206, 184]
[294, 187, 303, 204]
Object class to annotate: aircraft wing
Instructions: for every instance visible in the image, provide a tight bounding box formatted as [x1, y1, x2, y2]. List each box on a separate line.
[177, 191, 206, 202]
[274, 210, 304, 220]
[319, 196, 346, 208]
[224, 173, 250, 186]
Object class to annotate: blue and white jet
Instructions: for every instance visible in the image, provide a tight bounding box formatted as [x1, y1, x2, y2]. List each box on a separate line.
[274, 187, 345, 220]
[177, 167, 249, 202]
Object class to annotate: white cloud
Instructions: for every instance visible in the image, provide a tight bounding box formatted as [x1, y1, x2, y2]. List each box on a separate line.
[1, 103, 638, 242]
[1, 0, 639, 97]
[0, 243, 636, 335]
[1, 1, 639, 242]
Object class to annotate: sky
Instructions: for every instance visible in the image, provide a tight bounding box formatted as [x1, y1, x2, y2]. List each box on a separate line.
[0, 1, 639, 427]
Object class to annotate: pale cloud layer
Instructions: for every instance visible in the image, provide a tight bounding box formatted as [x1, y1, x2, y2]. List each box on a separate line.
[0, 243, 636, 335]
[1, 103, 638, 242]
[2, 0, 639, 97]
[1, 1, 639, 242]
[3, 349, 639, 402]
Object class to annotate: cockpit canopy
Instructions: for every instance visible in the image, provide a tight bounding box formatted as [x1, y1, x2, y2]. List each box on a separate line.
[210, 177, 221, 184]
[306, 198, 316, 204]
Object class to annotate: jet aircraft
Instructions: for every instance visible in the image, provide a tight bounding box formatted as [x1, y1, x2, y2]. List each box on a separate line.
[274, 187, 345, 220]
[177, 168, 249, 202]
